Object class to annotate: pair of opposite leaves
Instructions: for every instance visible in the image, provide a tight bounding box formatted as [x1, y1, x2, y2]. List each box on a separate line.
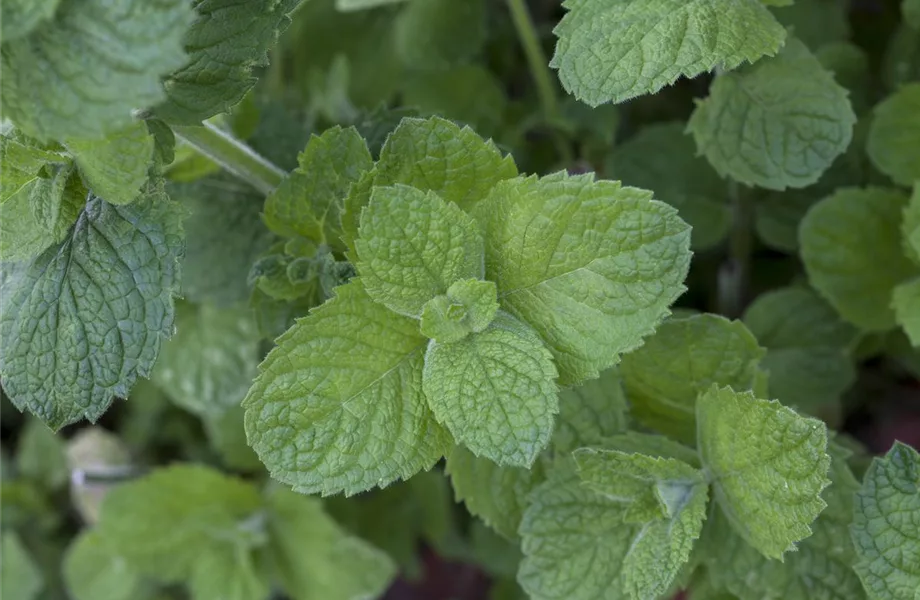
[243, 118, 693, 497]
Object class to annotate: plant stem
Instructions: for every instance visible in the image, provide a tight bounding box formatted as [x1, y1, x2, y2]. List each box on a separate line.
[718, 181, 754, 319]
[505, 0, 573, 164]
[172, 122, 286, 195]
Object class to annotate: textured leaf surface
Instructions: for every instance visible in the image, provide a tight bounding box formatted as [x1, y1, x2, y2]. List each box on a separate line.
[0, 0, 60, 42]
[0, 188, 184, 429]
[1, 0, 193, 141]
[851, 442, 920, 600]
[420, 278, 499, 343]
[63, 531, 142, 600]
[155, 0, 302, 124]
[553, 367, 629, 453]
[356, 185, 485, 317]
[801, 187, 917, 332]
[152, 303, 261, 416]
[474, 172, 691, 385]
[243, 281, 452, 496]
[28, 163, 87, 245]
[867, 83, 920, 186]
[0, 129, 69, 203]
[688, 38, 856, 191]
[65, 122, 153, 205]
[550, 0, 786, 106]
[423, 312, 558, 467]
[697, 385, 831, 559]
[0, 184, 61, 262]
[620, 314, 765, 443]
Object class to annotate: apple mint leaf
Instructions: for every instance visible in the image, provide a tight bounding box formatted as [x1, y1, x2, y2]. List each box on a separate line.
[553, 367, 629, 454]
[0, 0, 193, 141]
[423, 312, 558, 467]
[894, 278, 920, 346]
[606, 121, 730, 251]
[550, 0, 785, 106]
[1, 0, 60, 42]
[420, 278, 499, 343]
[851, 442, 920, 600]
[0, 129, 69, 203]
[445, 445, 543, 540]
[16, 417, 68, 491]
[1, 532, 43, 600]
[243, 280, 452, 496]
[188, 545, 270, 600]
[94, 465, 263, 582]
[604, 432, 701, 467]
[65, 122, 153, 205]
[402, 65, 507, 136]
[356, 184, 485, 317]
[743, 287, 859, 412]
[697, 385, 831, 559]
[265, 487, 396, 600]
[473, 172, 691, 386]
[867, 83, 920, 186]
[29, 163, 87, 245]
[393, 0, 486, 69]
[63, 531, 143, 600]
[688, 38, 856, 191]
[573, 449, 708, 599]
[155, 0, 302, 124]
[620, 314, 765, 444]
[0, 186, 183, 429]
[263, 126, 372, 245]
[152, 303, 261, 416]
[801, 187, 918, 332]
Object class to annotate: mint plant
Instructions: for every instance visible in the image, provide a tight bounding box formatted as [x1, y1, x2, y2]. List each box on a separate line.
[2, 0, 920, 600]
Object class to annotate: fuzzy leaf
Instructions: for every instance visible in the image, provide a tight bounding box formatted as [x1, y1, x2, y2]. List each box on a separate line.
[28, 163, 87, 244]
[867, 83, 920, 187]
[0, 130, 69, 203]
[65, 122, 153, 205]
[0, 0, 60, 42]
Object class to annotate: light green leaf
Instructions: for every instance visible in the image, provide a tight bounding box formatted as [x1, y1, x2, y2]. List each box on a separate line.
[688, 38, 856, 190]
[0, 181, 62, 263]
[29, 162, 87, 244]
[620, 314, 766, 444]
[263, 126, 373, 245]
[356, 184, 485, 317]
[446, 445, 544, 541]
[0, 186, 184, 429]
[552, 367, 629, 454]
[697, 385, 831, 559]
[851, 442, 920, 600]
[203, 406, 263, 472]
[420, 278, 499, 343]
[1, 533, 43, 600]
[375, 116, 518, 212]
[474, 171, 691, 386]
[867, 83, 920, 186]
[894, 278, 920, 346]
[95, 465, 263, 582]
[0, 0, 60, 42]
[243, 280, 452, 496]
[188, 545, 270, 600]
[606, 122, 730, 250]
[423, 312, 558, 467]
[266, 487, 397, 600]
[63, 531, 142, 600]
[800, 187, 918, 332]
[152, 303, 261, 416]
[403, 65, 507, 136]
[155, 0, 302, 124]
[393, 0, 486, 69]
[16, 418, 68, 491]
[550, 0, 786, 106]
[1, 0, 193, 141]
[65, 122, 153, 205]
[0, 130, 69, 203]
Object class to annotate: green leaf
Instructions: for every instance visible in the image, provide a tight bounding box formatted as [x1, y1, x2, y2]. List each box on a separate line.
[1, 0, 194, 141]
[95, 465, 263, 582]
[552, 367, 629, 454]
[620, 314, 766, 444]
[772, 0, 851, 49]
[403, 65, 507, 136]
[867, 83, 920, 186]
[266, 487, 397, 600]
[423, 312, 558, 467]
[604, 432, 702, 467]
[1, 532, 43, 600]
[63, 531, 142, 600]
[65, 122, 153, 205]
[16, 418, 68, 490]
[474, 171, 691, 386]
[203, 406, 263, 472]
[697, 385, 831, 559]
[243, 280, 452, 496]
[0, 0, 60, 42]
[606, 121, 730, 251]
[902, 185, 920, 265]
[420, 278, 500, 343]
[188, 545, 270, 600]
[550, 0, 786, 106]
[445, 445, 543, 541]
[0, 186, 184, 429]
[800, 187, 918, 332]
[152, 303, 261, 416]
[0, 129, 69, 203]
[906, 0, 920, 30]
[28, 162, 87, 244]
[155, 0, 302, 124]
[263, 126, 373, 245]
[688, 38, 856, 190]
[356, 184, 485, 317]
[393, 0, 486, 69]
[894, 277, 920, 346]
[0, 181, 64, 263]
[743, 287, 859, 411]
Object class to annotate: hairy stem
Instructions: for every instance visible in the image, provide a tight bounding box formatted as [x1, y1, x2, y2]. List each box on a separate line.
[718, 181, 754, 318]
[172, 122, 286, 195]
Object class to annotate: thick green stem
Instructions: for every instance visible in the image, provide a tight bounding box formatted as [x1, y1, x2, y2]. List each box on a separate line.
[718, 181, 754, 318]
[172, 122, 285, 195]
